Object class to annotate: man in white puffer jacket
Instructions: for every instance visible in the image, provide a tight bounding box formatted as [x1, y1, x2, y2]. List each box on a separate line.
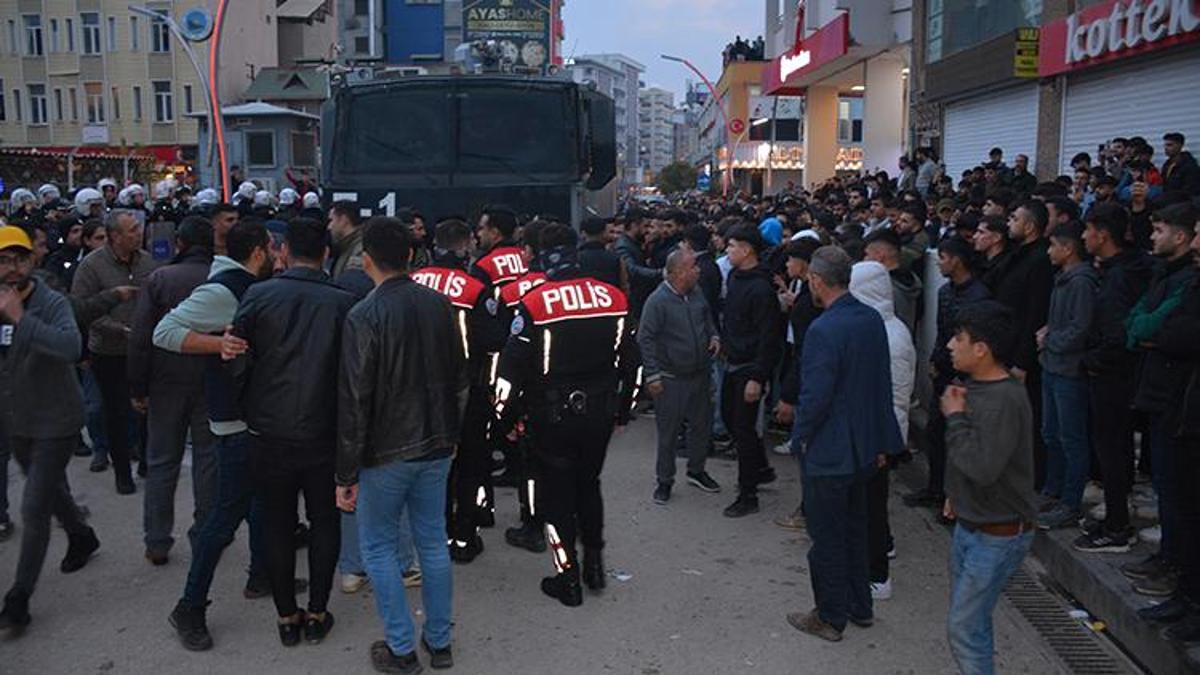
[850, 261, 916, 602]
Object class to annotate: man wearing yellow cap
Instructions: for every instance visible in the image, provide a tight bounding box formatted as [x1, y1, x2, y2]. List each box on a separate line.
[0, 226, 99, 634]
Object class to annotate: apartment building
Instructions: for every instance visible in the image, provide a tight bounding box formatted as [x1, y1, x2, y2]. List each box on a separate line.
[638, 85, 675, 176]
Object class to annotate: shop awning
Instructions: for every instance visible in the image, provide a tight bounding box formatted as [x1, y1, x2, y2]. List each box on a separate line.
[762, 13, 850, 95]
[276, 0, 326, 20]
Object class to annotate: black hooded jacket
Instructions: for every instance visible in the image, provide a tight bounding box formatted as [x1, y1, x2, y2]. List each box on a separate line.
[720, 264, 785, 384]
[1082, 248, 1156, 376]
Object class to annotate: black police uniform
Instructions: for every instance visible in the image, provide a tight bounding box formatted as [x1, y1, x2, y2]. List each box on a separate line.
[494, 253, 634, 606]
[412, 252, 496, 563]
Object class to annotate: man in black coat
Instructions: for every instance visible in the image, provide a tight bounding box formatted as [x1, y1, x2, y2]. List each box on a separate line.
[720, 226, 785, 518]
[129, 217, 218, 565]
[990, 200, 1055, 490]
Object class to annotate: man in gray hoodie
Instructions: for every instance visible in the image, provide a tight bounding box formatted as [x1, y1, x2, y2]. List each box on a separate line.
[639, 248, 721, 504]
[0, 226, 99, 633]
[1036, 222, 1099, 530]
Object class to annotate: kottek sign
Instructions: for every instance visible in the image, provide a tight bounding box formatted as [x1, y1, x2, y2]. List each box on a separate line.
[1040, 0, 1200, 76]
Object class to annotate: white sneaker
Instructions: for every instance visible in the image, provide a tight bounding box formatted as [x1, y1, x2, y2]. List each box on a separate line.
[1081, 482, 1104, 505]
[870, 579, 893, 601]
[772, 441, 792, 456]
[341, 573, 368, 594]
[1088, 502, 1106, 522]
[402, 568, 422, 588]
[1139, 525, 1161, 545]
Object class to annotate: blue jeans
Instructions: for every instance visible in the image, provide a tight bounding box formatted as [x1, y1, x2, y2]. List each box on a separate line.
[803, 469, 872, 631]
[79, 367, 108, 462]
[338, 511, 415, 576]
[1040, 372, 1090, 510]
[180, 432, 267, 608]
[1149, 414, 1177, 561]
[358, 457, 453, 654]
[948, 525, 1034, 675]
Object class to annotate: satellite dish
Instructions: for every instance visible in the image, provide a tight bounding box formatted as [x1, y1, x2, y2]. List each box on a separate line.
[180, 8, 213, 42]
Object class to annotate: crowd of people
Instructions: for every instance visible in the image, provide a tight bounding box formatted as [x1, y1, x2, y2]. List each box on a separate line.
[0, 128, 1198, 673]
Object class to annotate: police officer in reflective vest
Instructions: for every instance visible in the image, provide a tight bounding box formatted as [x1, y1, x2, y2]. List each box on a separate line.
[495, 220, 549, 554]
[412, 219, 494, 563]
[494, 223, 634, 607]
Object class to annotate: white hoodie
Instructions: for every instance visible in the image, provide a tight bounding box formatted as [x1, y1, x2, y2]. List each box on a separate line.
[850, 261, 916, 443]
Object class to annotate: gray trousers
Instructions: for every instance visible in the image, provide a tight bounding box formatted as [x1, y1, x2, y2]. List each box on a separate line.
[10, 435, 90, 595]
[142, 380, 216, 555]
[654, 372, 714, 485]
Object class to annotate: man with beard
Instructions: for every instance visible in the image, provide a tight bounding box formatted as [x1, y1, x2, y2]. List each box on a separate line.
[0, 227, 100, 634]
[327, 201, 371, 300]
[154, 221, 279, 651]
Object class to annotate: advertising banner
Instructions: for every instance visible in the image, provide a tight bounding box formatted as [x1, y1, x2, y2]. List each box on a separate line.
[463, 0, 552, 70]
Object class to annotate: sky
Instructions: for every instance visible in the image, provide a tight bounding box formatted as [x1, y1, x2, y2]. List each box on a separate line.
[561, 0, 764, 102]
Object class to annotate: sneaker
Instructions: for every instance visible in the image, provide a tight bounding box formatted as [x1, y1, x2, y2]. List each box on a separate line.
[448, 534, 484, 564]
[0, 520, 13, 543]
[1135, 504, 1159, 521]
[504, 521, 546, 553]
[686, 472, 721, 493]
[902, 488, 943, 508]
[774, 506, 806, 531]
[1133, 571, 1178, 597]
[402, 568, 422, 588]
[652, 483, 671, 505]
[89, 457, 109, 473]
[870, 579, 893, 601]
[278, 618, 302, 647]
[1087, 502, 1107, 522]
[1139, 525, 1162, 545]
[0, 590, 31, 633]
[1081, 481, 1104, 505]
[1072, 526, 1134, 553]
[421, 636, 454, 669]
[772, 441, 792, 456]
[341, 573, 369, 594]
[712, 433, 733, 451]
[168, 601, 213, 651]
[1138, 596, 1190, 623]
[61, 527, 100, 573]
[787, 609, 843, 642]
[1037, 504, 1081, 530]
[756, 467, 777, 486]
[115, 475, 136, 495]
[304, 611, 335, 644]
[723, 494, 760, 518]
[371, 640, 422, 674]
[1121, 555, 1165, 580]
[145, 549, 169, 566]
[886, 542, 897, 560]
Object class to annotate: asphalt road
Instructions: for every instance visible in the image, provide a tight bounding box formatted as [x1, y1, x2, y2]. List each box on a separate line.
[0, 419, 1063, 674]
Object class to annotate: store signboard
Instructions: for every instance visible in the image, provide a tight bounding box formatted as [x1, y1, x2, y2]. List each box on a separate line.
[1039, 0, 1200, 76]
[762, 13, 850, 94]
[463, 0, 552, 70]
[1014, 28, 1040, 77]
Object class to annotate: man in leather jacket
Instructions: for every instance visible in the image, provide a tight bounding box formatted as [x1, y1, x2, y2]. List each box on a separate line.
[223, 218, 356, 645]
[493, 223, 635, 608]
[336, 217, 468, 672]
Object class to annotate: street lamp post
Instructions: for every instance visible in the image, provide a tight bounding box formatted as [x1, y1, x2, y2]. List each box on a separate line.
[661, 54, 734, 197]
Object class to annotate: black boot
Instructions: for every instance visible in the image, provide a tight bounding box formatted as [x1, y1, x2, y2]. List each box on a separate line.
[0, 589, 31, 632]
[505, 521, 547, 553]
[583, 548, 606, 591]
[540, 566, 583, 607]
[61, 527, 100, 573]
[448, 533, 484, 564]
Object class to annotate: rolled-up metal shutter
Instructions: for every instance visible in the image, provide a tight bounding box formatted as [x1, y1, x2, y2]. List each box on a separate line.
[942, 84, 1039, 183]
[1060, 50, 1200, 175]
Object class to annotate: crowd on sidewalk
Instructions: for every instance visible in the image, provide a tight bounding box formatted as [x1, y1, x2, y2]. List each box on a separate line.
[0, 129, 1198, 673]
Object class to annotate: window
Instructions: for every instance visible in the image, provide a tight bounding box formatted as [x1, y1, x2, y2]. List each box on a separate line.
[53, 88, 63, 121]
[6, 21, 15, 55]
[23, 15, 43, 56]
[49, 18, 59, 53]
[85, 82, 105, 122]
[183, 84, 193, 114]
[65, 18, 74, 52]
[13, 89, 21, 121]
[927, 0, 1041, 62]
[150, 11, 170, 53]
[129, 16, 139, 51]
[68, 87, 78, 121]
[107, 16, 117, 52]
[354, 36, 370, 55]
[153, 80, 172, 122]
[836, 98, 864, 144]
[28, 84, 47, 124]
[111, 86, 120, 119]
[292, 132, 316, 167]
[132, 85, 142, 120]
[354, 0, 370, 16]
[246, 131, 276, 167]
[81, 13, 100, 55]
